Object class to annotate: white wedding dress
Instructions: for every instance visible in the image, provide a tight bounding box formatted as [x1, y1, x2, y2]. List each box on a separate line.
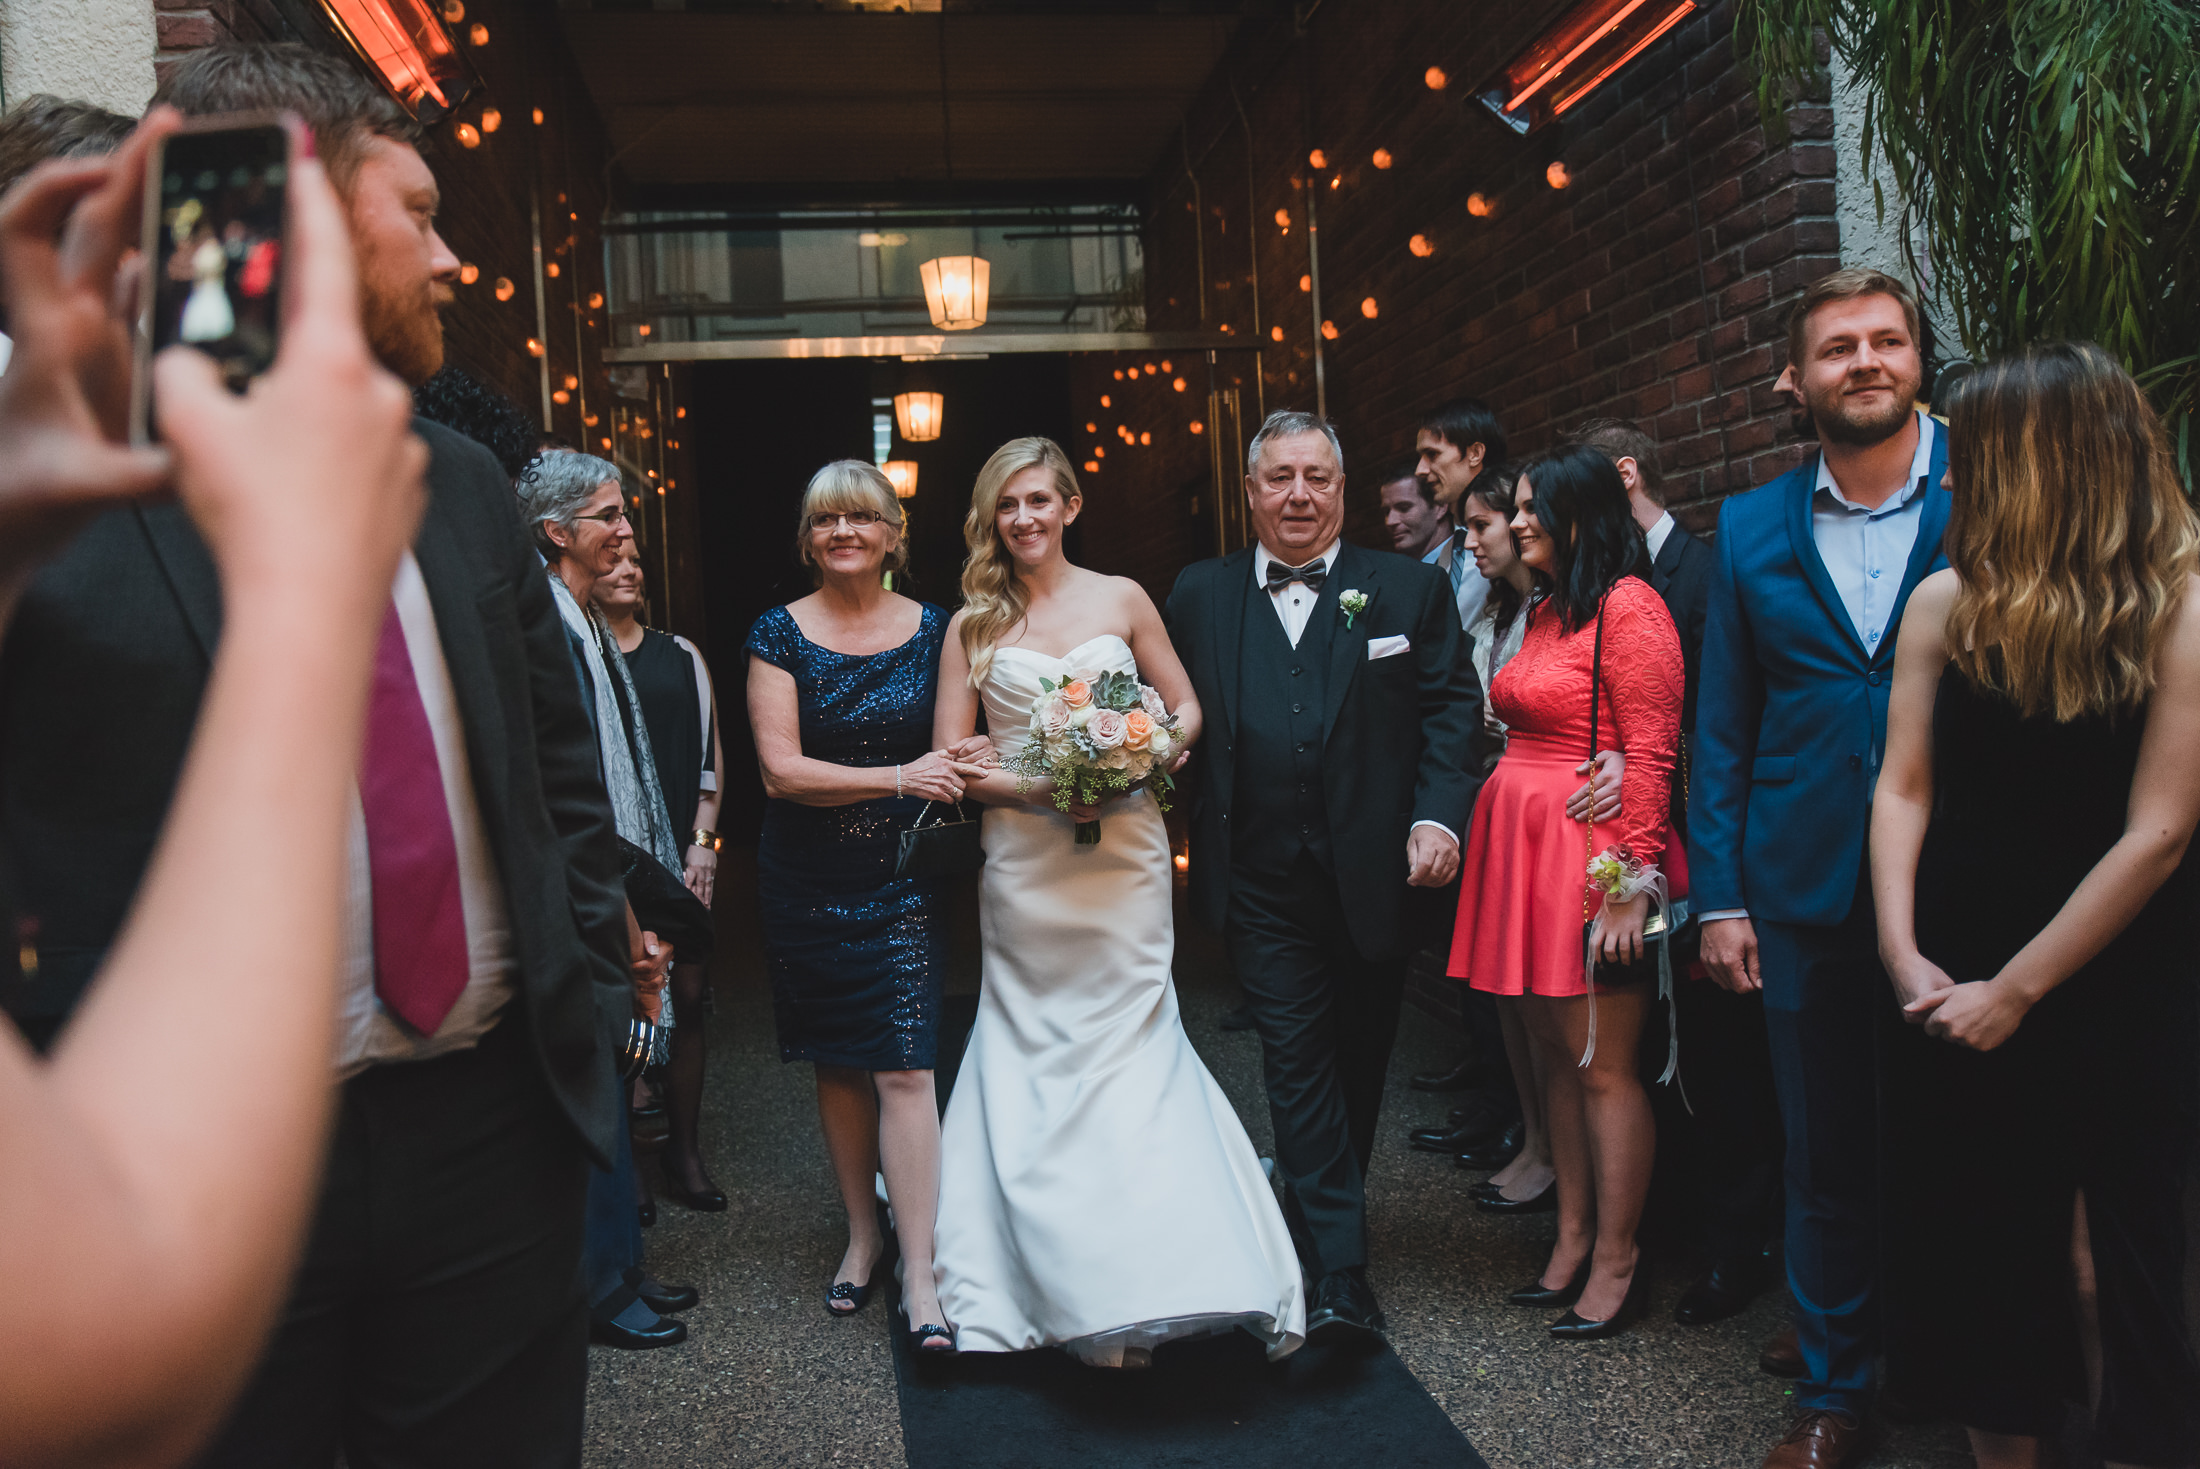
[931, 633, 1306, 1365]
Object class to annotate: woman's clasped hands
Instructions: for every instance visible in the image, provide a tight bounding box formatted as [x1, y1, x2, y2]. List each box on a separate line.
[903, 736, 997, 805]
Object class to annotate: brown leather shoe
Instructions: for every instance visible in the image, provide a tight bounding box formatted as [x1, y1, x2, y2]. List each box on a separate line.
[1758, 1322, 1803, 1378]
[1759, 1410, 1879, 1469]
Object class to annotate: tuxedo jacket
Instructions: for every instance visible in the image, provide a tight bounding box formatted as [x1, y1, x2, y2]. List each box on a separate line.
[1165, 539, 1493, 959]
[0, 419, 633, 1166]
[1649, 522, 1713, 832]
[1687, 437, 1951, 927]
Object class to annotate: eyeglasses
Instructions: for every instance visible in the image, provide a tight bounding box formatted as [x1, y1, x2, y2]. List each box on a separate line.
[809, 510, 883, 531]
[573, 506, 631, 528]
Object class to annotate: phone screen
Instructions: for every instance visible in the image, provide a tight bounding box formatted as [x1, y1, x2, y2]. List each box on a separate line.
[150, 124, 288, 394]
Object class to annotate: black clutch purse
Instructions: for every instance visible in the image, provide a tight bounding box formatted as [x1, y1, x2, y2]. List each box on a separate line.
[617, 836, 715, 963]
[896, 801, 985, 880]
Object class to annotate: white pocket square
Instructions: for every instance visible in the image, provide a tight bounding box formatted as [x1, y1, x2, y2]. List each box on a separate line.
[1366, 635, 1412, 660]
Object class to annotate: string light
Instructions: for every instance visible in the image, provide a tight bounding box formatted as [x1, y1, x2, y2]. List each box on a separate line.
[1114, 368, 1124, 379]
[1083, 460, 1100, 473]
[441, 0, 463, 18]
[526, 337, 545, 356]
[1425, 65, 1449, 89]
[493, 276, 515, 300]
[1410, 234, 1435, 257]
[1086, 421, 1097, 433]
[454, 123, 480, 148]
[1095, 445, 1106, 457]
[1189, 421, 1205, 435]
[1299, 273, 1311, 292]
[546, 262, 560, 277]
[1144, 362, 1157, 374]
[1100, 394, 1112, 407]
[1271, 325, 1285, 341]
[1160, 359, 1172, 372]
[1172, 377, 1187, 392]
[1546, 161, 1572, 189]
[552, 389, 570, 404]
[1139, 431, 1151, 445]
[638, 324, 651, 336]
[1274, 208, 1291, 229]
[532, 107, 545, 124]
[675, 406, 685, 418]
[1322, 320, 1339, 339]
[468, 22, 488, 45]
[564, 374, 579, 390]
[1361, 297, 1379, 318]
[1468, 193, 1495, 217]
[1372, 148, 1393, 169]
[459, 262, 479, 284]
[588, 292, 604, 309]
[480, 107, 501, 133]
[1308, 148, 1327, 169]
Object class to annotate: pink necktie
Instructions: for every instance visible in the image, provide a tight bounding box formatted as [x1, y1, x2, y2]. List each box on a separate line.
[359, 600, 471, 1035]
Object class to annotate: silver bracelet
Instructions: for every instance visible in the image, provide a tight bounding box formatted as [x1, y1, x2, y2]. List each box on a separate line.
[895, 764, 903, 798]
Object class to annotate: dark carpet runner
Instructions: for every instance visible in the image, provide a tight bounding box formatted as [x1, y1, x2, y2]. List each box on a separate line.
[886, 996, 1488, 1469]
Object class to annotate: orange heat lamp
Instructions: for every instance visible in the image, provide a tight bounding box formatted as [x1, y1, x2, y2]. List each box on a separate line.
[1478, 0, 1698, 134]
[313, 0, 478, 121]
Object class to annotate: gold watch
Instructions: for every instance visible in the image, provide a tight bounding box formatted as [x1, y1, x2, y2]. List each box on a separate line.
[691, 829, 722, 853]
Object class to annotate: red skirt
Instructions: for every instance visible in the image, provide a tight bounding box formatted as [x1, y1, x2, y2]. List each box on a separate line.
[1447, 736, 1687, 999]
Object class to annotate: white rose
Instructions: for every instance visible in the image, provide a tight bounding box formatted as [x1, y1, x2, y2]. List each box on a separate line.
[1140, 685, 1169, 722]
[1070, 703, 1094, 730]
[1087, 707, 1128, 750]
[1039, 694, 1072, 738]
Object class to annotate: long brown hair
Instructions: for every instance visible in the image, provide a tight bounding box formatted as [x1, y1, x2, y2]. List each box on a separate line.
[958, 437, 1082, 689]
[1944, 340, 2198, 720]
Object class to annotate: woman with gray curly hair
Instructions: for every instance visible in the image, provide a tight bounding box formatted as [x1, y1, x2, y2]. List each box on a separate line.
[519, 449, 699, 1350]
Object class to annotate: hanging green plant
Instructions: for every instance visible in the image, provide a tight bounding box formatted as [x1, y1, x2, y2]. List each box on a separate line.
[1738, 0, 2200, 481]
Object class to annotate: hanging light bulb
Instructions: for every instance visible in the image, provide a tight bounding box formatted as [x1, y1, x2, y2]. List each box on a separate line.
[454, 123, 480, 148]
[893, 391, 944, 442]
[526, 337, 545, 357]
[1546, 160, 1572, 189]
[441, 0, 463, 19]
[918, 255, 990, 330]
[493, 276, 515, 300]
[1410, 234, 1435, 257]
[879, 461, 917, 498]
[1372, 148, 1393, 169]
[480, 107, 501, 133]
[1425, 65, 1449, 89]
[459, 262, 479, 284]
[468, 21, 488, 44]
[1308, 148, 1328, 169]
[1361, 297, 1379, 318]
[1468, 192, 1495, 217]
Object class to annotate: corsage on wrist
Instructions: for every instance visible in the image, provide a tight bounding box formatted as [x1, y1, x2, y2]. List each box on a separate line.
[1586, 844, 1661, 904]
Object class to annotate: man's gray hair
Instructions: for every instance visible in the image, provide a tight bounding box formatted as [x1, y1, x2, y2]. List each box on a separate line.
[1246, 409, 1344, 477]
[519, 449, 621, 560]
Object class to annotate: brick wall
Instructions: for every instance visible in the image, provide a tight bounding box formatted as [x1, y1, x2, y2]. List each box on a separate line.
[152, 0, 289, 83]
[1065, 0, 1835, 602]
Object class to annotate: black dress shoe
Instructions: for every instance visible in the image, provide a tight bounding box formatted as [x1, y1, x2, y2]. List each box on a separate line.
[1672, 1253, 1771, 1325]
[1409, 1054, 1486, 1092]
[660, 1180, 728, 1213]
[1304, 1269, 1387, 1349]
[1549, 1266, 1649, 1339]
[1453, 1120, 1526, 1171]
[1475, 1179, 1556, 1214]
[1219, 1003, 1257, 1032]
[1410, 1111, 1516, 1154]
[639, 1278, 699, 1315]
[590, 1312, 689, 1349]
[1466, 1178, 1504, 1203]
[1507, 1262, 1589, 1307]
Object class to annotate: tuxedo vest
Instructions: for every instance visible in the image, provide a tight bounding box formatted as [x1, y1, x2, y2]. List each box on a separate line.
[1231, 575, 1333, 874]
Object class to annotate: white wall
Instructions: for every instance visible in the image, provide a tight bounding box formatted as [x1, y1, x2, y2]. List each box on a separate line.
[0, 0, 157, 116]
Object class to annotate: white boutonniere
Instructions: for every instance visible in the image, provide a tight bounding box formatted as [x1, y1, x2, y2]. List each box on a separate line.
[1338, 589, 1369, 628]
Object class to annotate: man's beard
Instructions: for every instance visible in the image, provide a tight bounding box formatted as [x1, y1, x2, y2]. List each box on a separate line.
[362, 282, 446, 387]
[1807, 375, 1920, 447]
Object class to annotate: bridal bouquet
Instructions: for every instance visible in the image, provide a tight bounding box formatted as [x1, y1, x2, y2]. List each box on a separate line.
[1004, 668, 1182, 844]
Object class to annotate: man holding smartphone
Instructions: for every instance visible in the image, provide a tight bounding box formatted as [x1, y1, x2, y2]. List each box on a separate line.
[0, 45, 634, 1468]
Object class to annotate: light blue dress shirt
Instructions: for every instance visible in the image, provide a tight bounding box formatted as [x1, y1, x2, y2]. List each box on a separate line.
[1810, 411, 1936, 652]
[1423, 526, 1489, 630]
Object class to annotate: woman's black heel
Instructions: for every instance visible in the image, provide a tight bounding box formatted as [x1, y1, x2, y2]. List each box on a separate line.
[908, 1322, 956, 1356]
[1507, 1261, 1590, 1307]
[1548, 1262, 1650, 1339]
[825, 1278, 874, 1316]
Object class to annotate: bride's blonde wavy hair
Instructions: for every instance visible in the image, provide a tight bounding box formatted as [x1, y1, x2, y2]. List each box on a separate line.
[958, 436, 1082, 689]
[1943, 340, 2198, 720]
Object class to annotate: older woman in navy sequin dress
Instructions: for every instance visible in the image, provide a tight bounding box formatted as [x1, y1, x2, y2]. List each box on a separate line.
[745, 460, 988, 1354]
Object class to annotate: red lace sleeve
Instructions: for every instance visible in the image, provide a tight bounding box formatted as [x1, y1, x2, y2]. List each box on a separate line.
[1594, 578, 1684, 870]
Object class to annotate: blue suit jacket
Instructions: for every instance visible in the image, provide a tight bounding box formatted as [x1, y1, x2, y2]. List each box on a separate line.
[1686, 432, 1950, 926]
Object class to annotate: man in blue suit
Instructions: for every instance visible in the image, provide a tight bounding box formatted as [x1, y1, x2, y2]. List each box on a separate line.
[1689, 267, 1949, 1469]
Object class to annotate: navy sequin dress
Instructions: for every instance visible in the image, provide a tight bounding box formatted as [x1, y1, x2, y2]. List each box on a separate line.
[744, 602, 947, 1071]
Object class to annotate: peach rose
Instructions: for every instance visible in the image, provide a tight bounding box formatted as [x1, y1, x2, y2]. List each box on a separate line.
[1060, 678, 1092, 708]
[1086, 707, 1128, 750]
[1122, 709, 1154, 750]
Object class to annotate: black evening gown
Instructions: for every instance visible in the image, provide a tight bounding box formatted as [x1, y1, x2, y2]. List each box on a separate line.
[626, 627, 709, 839]
[1885, 664, 2200, 1464]
[743, 603, 946, 1071]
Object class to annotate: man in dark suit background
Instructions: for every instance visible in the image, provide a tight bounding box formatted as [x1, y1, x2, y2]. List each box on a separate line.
[0, 46, 637, 1467]
[1565, 418, 1785, 1332]
[1167, 410, 1493, 1345]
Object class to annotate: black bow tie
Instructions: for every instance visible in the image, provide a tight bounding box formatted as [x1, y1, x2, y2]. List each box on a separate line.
[1265, 558, 1327, 592]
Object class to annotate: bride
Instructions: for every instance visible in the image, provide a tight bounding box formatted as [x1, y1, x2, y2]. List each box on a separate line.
[928, 437, 1306, 1367]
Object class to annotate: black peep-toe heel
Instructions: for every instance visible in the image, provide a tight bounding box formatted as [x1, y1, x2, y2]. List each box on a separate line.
[825, 1278, 874, 1316]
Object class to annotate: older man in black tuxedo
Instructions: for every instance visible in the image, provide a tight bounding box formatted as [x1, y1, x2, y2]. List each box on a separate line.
[1167, 410, 1493, 1344]
[0, 45, 636, 1467]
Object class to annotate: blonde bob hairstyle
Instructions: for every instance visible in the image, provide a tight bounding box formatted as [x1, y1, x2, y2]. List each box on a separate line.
[958, 436, 1081, 689]
[795, 459, 907, 580]
[1942, 339, 2198, 721]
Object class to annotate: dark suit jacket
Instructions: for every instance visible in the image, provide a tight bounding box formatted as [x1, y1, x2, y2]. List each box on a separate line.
[1648, 521, 1713, 831]
[1165, 540, 1494, 960]
[1688, 433, 1951, 926]
[0, 418, 632, 1166]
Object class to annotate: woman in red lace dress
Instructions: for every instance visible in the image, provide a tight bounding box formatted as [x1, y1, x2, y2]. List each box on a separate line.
[1448, 444, 1683, 1338]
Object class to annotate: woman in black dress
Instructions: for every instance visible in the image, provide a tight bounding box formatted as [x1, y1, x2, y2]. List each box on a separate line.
[744, 460, 988, 1353]
[1872, 342, 2200, 1469]
[597, 544, 727, 1211]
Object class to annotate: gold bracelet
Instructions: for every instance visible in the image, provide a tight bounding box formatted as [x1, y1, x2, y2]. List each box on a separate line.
[691, 829, 722, 852]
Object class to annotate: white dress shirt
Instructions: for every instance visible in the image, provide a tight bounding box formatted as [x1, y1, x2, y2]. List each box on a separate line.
[1252, 539, 1457, 847]
[335, 550, 516, 1078]
[1645, 510, 1676, 564]
[1251, 537, 1341, 647]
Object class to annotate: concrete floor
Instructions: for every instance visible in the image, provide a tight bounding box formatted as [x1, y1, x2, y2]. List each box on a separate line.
[586, 860, 1982, 1469]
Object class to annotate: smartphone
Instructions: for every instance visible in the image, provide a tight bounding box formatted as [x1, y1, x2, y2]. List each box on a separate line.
[132, 114, 291, 444]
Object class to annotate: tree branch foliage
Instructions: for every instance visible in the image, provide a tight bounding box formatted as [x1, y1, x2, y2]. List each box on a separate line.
[1738, 1, 2200, 474]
